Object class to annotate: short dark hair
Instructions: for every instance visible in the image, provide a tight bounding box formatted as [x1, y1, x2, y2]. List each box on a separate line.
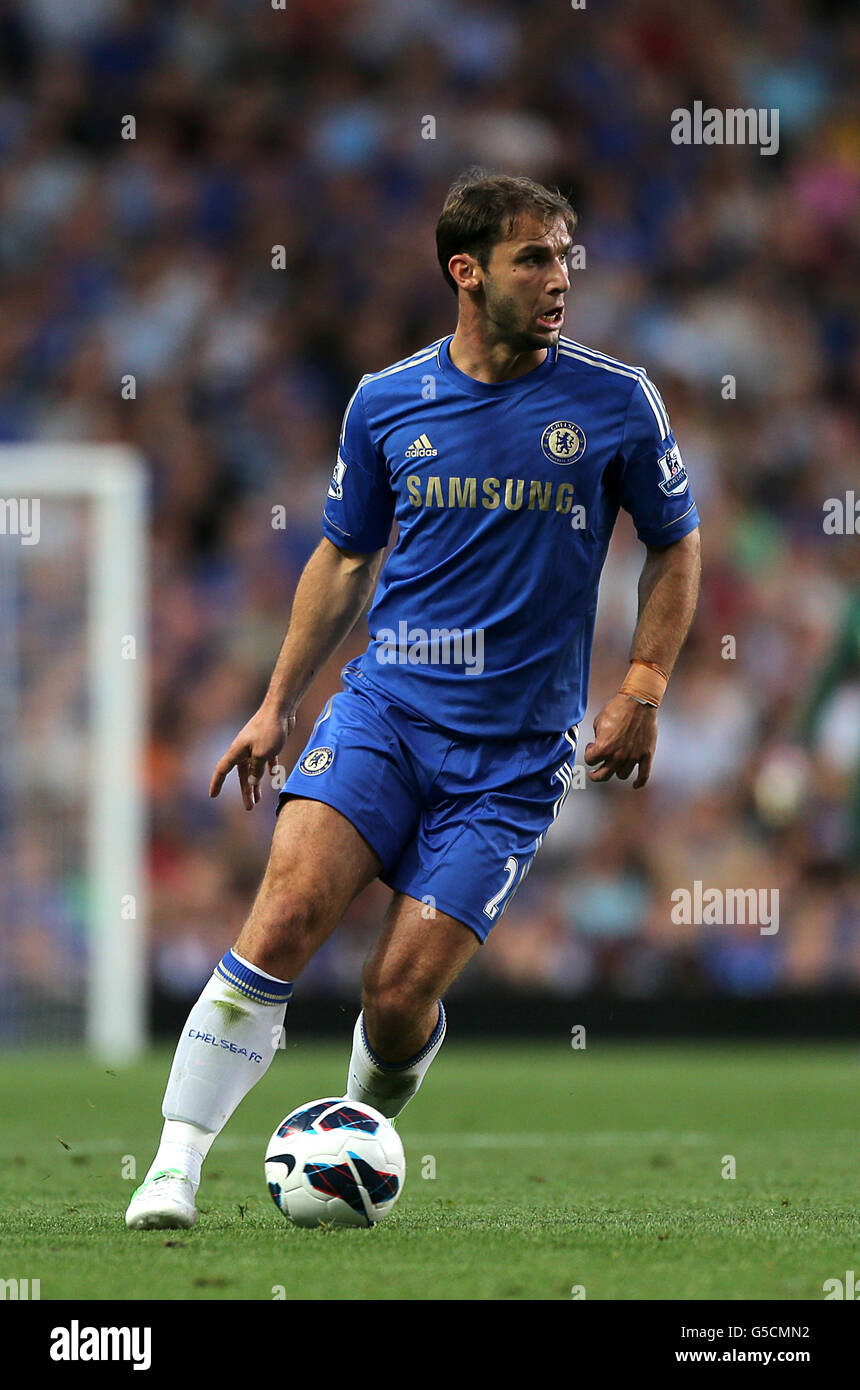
[436, 169, 578, 296]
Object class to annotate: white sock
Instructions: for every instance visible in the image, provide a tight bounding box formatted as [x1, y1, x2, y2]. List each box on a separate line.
[346, 1002, 446, 1118]
[144, 1119, 214, 1191]
[147, 949, 292, 1188]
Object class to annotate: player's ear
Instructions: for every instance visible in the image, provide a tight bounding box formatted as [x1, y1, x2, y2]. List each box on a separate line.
[448, 253, 481, 292]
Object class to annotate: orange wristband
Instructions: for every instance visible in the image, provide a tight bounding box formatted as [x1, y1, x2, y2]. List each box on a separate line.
[619, 658, 669, 708]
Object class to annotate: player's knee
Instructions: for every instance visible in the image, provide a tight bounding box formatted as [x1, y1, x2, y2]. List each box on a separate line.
[362, 980, 431, 1049]
[241, 886, 328, 977]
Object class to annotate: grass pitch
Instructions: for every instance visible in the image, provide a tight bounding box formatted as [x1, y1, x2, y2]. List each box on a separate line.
[0, 1041, 856, 1301]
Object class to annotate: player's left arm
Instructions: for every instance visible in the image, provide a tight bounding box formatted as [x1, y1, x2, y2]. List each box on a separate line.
[585, 527, 701, 787]
[585, 372, 702, 788]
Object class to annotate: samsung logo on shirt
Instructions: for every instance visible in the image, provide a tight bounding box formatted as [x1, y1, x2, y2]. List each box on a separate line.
[406, 475, 585, 519]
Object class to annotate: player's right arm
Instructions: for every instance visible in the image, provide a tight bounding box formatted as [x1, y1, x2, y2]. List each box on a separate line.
[209, 538, 385, 808]
[210, 379, 394, 809]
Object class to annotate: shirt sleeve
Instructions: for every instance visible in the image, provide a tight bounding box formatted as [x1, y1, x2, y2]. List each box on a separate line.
[322, 380, 395, 553]
[615, 373, 700, 547]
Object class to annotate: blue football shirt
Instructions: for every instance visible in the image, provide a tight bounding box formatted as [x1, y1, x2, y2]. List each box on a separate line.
[321, 333, 699, 739]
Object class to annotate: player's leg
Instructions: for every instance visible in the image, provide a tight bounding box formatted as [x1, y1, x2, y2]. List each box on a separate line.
[346, 892, 480, 1117]
[346, 722, 580, 1119]
[127, 798, 381, 1229]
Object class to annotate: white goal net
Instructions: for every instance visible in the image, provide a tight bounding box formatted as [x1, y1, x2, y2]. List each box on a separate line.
[0, 447, 147, 1060]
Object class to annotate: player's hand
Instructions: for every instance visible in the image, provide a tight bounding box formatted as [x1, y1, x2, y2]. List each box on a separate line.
[209, 703, 295, 809]
[584, 694, 657, 789]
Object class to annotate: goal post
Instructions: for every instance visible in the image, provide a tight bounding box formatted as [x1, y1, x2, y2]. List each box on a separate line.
[0, 446, 148, 1061]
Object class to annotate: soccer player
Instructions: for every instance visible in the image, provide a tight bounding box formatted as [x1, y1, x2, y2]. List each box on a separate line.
[126, 172, 700, 1229]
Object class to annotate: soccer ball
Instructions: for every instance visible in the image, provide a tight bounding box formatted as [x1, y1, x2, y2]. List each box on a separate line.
[265, 1097, 405, 1228]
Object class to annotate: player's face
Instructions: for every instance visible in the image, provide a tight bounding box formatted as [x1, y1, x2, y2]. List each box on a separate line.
[481, 217, 572, 350]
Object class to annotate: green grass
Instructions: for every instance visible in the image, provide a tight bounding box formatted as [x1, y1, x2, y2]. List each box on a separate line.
[0, 1042, 857, 1300]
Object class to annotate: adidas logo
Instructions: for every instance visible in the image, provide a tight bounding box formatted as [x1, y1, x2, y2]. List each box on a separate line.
[405, 433, 438, 459]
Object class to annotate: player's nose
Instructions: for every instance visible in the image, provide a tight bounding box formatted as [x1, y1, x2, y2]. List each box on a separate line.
[548, 256, 571, 291]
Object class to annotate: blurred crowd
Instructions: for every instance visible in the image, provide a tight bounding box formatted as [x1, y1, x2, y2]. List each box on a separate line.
[0, 0, 857, 1031]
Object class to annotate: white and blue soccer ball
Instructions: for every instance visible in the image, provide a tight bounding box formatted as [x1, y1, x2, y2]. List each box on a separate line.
[265, 1097, 405, 1228]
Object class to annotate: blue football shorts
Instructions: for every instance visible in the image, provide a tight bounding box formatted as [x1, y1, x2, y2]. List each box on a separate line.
[277, 663, 578, 942]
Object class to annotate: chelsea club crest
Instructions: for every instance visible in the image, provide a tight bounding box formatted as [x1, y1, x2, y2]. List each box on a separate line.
[541, 421, 586, 464]
[300, 746, 334, 776]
